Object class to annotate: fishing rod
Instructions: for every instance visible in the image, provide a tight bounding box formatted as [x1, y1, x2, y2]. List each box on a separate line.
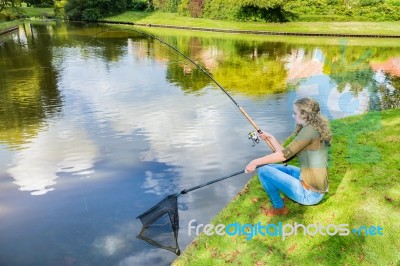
[80, 26, 284, 254]
[85, 25, 276, 152]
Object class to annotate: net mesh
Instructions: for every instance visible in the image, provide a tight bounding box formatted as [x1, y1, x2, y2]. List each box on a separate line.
[137, 194, 181, 255]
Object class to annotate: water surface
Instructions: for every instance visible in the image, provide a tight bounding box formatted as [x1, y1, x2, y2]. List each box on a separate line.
[0, 21, 399, 265]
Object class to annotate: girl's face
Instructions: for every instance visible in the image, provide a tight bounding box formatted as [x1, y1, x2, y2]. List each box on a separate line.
[293, 104, 306, 125]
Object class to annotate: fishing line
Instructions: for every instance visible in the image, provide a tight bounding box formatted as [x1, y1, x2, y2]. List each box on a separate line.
[82, 24, 276, 152]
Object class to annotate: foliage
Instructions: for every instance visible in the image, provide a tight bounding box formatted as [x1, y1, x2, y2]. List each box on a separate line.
[64, 0, 129, 20]
[201, 0, 241, 20]
[386, 0, 400, 6]
[24, 0, 54, 7]
[285, 0, 400, 21]
[54, 0, 66, 17]
[187, 0, 204, 17]
[9, 0, 400, 21]
[358, 0, 384, 6]
[177, 0, 189, 16]
[1, 0, 15, 12]
[236, 5, 297, 22]
[0, 0, 21, 15]
[152, 0, 180, 12]
[129, 0, 148, 11]
[177, 0, 400, 21]
[178, 0, 294, 22]
[380, 76, 400, 109]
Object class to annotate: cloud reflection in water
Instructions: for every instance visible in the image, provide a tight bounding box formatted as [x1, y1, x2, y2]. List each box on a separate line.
[7, 123, 99, 195]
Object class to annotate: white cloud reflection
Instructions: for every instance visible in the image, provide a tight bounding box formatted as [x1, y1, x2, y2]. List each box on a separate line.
[90, 219, 177, 266]
[93, 235, 127, 257]
[118, 249, 176, 266]
[63, 55, 252, 196]
[7, 123, 99, 196]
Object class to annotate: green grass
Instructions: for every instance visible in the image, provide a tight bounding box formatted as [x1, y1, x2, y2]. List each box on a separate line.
[1, 7, 53, 32]
[173, 109, 400, 265]
[0, 7, 54, 19]
[105, 11, 400, 36]
[20, 7, 54, 18]
[109, 23, 400, 48]
[0, 21, 20, 32]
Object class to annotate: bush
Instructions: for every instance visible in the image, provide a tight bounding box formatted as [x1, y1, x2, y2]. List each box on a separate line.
[129, 0, 148, 11]
[201, 0, 240, 20]
[64, 0, 128, 20]
[153, 0, 180, 12]
[130, 0, 400, 21]
[188, 0, 205, 17]
[54, 0, 67, 18]
[178, 0, 190, 16]
[386, 0, 400, 6]
[236, 5, 297, 22]
[25, 0, 55, 7]
[358, 0, 384, 6]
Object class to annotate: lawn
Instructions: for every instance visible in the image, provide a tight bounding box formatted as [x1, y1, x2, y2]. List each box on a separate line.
[0, 21, 20, 32]
[105, 11, 400, 36]
[173, 108, 400, 265]
[0, 7, 54, 33]
[20, 7, 54, 18]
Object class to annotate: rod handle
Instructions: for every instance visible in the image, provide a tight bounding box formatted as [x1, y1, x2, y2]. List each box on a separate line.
[239, 107, 276, 152]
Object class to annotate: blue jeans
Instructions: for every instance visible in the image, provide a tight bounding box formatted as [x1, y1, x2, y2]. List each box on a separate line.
[257, 164, 324, 208]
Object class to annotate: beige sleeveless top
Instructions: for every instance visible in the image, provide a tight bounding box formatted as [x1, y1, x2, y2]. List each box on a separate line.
[282, 125, 329, 193]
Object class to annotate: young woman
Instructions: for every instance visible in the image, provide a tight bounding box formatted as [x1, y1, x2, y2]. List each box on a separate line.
[245, 97, 332, 216]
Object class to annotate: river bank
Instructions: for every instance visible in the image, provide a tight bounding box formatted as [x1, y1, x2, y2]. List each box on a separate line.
[173, 108, 400, 265]
[2, 10, 400, 38]
[0, 21, 20, 35]
[105, 11, 400, 37]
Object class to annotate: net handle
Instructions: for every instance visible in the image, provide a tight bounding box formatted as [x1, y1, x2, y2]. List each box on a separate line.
[180, 164, 266, 195]
[180, 170, 244, 194]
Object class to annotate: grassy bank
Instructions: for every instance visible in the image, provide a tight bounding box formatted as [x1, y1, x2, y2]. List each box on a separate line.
[20, 7, 54, 18]
[173, 108, 400, 265]
[0, 21, 20, 32]
[0, 7, 54, 21]
[105, 11, 400, 36]
[110, 23, 400, 47]
[1, 7, 55, 34]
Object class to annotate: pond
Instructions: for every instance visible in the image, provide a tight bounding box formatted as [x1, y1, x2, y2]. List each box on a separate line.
[0, 21, 399, 265]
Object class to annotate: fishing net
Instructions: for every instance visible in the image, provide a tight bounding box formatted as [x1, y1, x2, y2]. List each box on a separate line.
[136, 170, 246, 255]
[137, 194, 181, 255]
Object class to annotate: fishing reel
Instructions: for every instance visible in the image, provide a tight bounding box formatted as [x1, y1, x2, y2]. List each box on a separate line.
[248, 131, 260, 147]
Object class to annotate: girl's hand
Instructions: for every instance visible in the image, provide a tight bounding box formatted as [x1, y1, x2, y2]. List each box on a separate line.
[245, 161, 257, 173]
[258, 131, 273, 141]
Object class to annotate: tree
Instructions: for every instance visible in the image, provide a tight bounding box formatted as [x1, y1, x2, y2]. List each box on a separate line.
[64, 0, 128, 20]
[24, 0, 54, 7]
[1, 0, 21, 12]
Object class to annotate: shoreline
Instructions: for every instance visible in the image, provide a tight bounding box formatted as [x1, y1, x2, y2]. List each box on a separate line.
[0, 25, 19, 36]
[99, 20, 400, 38]
[173, 108, 400, 265]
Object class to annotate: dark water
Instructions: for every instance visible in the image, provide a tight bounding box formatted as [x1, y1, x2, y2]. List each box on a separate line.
[0, 21, 399, 265]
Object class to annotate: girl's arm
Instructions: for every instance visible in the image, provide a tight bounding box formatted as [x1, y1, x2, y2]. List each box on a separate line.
[245, 151, 286, 173]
